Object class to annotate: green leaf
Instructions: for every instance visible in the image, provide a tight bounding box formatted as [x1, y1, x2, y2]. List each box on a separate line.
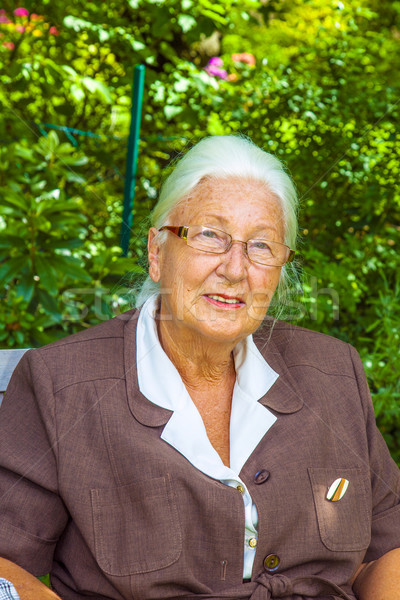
[36, 288, 62, 320]
[63, 15, 92, 32]
[38, 199, 83, 217]
[94, 81, 113, 104]
[65, 173, 86, 184]
[37, 131, 59, 154]
[107, 258, 145, 275]
[164, 105, 184, 120]
[81, 77, 97, 94]
[200, 8, 227, 24]
[98, 29, 110, 43]
[178, 14, 197, 33]
[0, 256, 30, 286]
[70, 84, 85, 102]
[0, 249, 11, 261]
[82, 78, 113, 104]
[131, 40, 146, 51]
[62, 65, 79, 79]
[43, 238, 83, 250]
[174, 77, 191, 93]
[15, 147, 35, 162]
[199, 0, 226, 15]
[0, 234, 26, 249]
[65, 156, 89, 167]
[34, 315, 57, 329]
[45, 214, 87, 228]
[0, 192, 29, 211]
[15, 278, 35, 303]
[47, 255, 92, 283]
[35, 255, 59, 294]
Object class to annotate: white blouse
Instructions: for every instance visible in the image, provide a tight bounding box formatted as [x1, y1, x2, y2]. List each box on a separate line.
[136, 295, 279, 578]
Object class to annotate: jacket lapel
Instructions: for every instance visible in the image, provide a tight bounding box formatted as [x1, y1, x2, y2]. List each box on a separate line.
[122, 309, 173, 427]
[254, 330, 304, 415]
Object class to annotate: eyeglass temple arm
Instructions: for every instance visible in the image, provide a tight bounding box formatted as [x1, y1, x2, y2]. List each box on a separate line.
[159, 226, 189, 239]
[287, 249, 295, 263]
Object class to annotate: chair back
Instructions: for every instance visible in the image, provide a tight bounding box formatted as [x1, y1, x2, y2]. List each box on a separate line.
[0, 349, 29, 403]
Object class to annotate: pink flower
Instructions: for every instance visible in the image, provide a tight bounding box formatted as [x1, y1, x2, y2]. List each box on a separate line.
[49, 26, 59, 35]
[204, 64, 228, 80]
[2, 41, 15, 50]
[204, 57, 228, 79]
[232, 52, 256, 66]
[16, 25, 25, 33]
[208, 56, 224, 67]
[0, 15, 11, 23]
[14, 7, 29, 17]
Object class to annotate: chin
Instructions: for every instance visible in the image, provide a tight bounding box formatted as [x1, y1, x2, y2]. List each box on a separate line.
[194, 320, 253, 345]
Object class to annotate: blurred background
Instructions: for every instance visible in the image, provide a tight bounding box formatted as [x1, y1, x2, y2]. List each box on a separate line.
[0, 0, 399, 460]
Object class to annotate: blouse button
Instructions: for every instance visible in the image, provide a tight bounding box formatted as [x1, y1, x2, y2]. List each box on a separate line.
[236, 484, 244, 494]
[248, 537, 257, 548]
[254, 469, 270, 484]
[264, 554, 280, 572]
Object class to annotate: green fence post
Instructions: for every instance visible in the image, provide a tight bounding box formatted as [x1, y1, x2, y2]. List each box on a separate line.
[120, 64, 145, 256]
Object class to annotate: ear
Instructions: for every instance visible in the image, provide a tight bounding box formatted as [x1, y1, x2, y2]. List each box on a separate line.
[148, 227, 162, 283]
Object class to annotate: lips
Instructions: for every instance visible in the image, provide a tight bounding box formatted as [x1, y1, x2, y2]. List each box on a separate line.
[203, 293, 245, 307]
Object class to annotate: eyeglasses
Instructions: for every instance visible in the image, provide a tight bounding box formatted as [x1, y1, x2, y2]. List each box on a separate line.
[159, 225, 295, 267]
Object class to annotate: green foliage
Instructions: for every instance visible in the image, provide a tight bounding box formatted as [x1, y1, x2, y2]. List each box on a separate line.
[0, 131, 142, 346]
[38, 574, 50, 587]
[359, 274, 400, 464]
[1, 0, 400, 460]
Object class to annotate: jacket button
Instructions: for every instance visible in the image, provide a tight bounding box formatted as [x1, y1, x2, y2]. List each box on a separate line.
[264, 554, 280, 572]
[254, 469, 270, 484]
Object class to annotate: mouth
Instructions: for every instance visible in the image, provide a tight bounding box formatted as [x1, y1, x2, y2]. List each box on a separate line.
[203, 294, 245, 309]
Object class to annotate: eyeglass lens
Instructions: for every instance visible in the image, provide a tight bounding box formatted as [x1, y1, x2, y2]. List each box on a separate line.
[186, 226, 289, 266]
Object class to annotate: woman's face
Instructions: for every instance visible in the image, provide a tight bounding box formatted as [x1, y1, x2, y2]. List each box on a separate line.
[148, 177, 286, 346]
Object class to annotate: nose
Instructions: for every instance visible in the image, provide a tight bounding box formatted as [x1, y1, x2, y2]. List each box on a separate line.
[216, 240, 248, 283]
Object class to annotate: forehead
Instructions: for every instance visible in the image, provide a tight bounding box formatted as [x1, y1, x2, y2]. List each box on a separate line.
[170, 177, 285, 238]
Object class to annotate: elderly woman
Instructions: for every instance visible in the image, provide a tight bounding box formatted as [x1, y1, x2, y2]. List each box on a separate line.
[0, 135, 399, 600]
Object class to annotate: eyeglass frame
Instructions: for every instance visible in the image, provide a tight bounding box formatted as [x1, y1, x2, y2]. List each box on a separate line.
[158, 225, 295, 267]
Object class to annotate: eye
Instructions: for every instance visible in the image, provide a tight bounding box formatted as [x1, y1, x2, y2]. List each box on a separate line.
[201, 228, 218, 239]
[251, 240, 273, 253]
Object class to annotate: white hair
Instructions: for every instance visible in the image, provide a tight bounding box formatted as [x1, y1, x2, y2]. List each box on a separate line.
[135, 135, 300, 316]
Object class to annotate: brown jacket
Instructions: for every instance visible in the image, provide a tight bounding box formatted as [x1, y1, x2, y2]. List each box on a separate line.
[0, 310, 399, 600]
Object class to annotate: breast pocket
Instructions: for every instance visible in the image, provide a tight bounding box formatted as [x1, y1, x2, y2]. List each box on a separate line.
[91, 474, 182, 576]
[308, 467, 371, 552]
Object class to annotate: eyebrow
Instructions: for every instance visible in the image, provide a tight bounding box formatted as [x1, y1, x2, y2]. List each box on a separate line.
[200, 215, 281, 238]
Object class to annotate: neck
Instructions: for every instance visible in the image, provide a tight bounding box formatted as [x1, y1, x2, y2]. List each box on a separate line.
[157, 319, 237, 389]
[156, 305, 238, 468]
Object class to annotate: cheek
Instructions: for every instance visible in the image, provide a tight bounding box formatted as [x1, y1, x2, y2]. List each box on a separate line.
[159, 254, 199, 305]
[253, 269, 281, 296]
[248, 270, 281, 316]
[174, 254, 217, 290]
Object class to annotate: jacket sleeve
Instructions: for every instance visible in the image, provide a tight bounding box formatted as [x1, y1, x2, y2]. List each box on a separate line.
[349, 344, 400, 562]
[0, 350, 68, 576]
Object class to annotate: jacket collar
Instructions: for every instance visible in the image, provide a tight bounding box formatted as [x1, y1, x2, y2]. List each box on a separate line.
[122, 309, 303, 427]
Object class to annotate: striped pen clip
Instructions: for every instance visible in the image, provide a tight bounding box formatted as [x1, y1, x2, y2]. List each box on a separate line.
[326, 478, 349, 502]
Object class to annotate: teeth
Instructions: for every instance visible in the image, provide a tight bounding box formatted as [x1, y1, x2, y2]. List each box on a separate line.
[208, 295, 241, 304]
